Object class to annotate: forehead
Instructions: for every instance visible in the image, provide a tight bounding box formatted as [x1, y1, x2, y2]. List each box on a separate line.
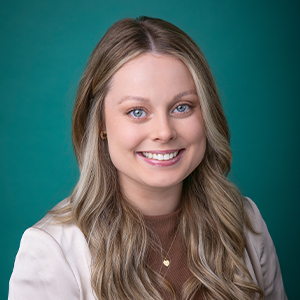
[106, 53, 196, 102]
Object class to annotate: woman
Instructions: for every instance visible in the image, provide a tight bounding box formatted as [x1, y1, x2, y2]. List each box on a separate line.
[9, 16, 287, 300]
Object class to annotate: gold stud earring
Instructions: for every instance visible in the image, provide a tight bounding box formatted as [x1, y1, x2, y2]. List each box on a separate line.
[100, 131, 107, 140]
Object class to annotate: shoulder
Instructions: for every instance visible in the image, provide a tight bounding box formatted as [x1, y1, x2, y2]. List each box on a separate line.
[243, 197, 287, 300]
[9, 198, 94, 300]
[26, 197, 92, 273]
[32, 198, 87, 251]
[243, 197, 267, 233]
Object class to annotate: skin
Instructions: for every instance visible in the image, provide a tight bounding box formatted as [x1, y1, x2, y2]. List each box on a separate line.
[104, 53, 206, 216]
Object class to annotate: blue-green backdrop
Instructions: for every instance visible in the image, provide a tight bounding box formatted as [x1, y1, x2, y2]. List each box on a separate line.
[1, 0, 299, 298]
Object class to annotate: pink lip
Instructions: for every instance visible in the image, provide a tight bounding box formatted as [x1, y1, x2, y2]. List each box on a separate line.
[137, 149, 184, 167]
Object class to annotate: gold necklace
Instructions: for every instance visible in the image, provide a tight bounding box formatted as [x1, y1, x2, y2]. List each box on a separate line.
[162, 226, 179, 267]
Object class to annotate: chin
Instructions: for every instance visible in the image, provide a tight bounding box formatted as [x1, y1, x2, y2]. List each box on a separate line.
[142, 178, 183, 190]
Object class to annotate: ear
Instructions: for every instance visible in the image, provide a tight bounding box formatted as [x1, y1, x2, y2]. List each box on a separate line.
[100, 131, 107, 140]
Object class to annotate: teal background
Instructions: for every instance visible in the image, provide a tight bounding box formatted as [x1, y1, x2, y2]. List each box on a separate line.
[1, 0, 299, 298]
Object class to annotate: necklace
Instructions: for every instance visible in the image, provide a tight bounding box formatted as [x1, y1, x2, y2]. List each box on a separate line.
[162, 226, 179, 267]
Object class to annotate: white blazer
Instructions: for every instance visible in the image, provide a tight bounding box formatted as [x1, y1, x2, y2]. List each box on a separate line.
[8, 198, 287, 299]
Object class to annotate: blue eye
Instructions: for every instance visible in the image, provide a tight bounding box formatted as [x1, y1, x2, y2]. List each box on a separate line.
[174, 104, 189, 113]
[129, 109, 146, 118]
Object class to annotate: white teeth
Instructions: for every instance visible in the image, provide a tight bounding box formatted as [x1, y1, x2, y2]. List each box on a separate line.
[158, 154, 164, 161]
[142, 151, 179, 161]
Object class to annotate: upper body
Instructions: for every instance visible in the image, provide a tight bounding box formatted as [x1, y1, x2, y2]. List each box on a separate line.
[8, 197, 287, 300]
[8, 17, 288, 300]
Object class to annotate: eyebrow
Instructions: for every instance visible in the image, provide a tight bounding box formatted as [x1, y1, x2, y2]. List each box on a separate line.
[117, 96, 150, 105]
[117, 90, 197, 105]
[173, 90, 197, 101]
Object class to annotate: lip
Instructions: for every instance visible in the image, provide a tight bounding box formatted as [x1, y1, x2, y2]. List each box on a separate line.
[137, 149, 184, 167]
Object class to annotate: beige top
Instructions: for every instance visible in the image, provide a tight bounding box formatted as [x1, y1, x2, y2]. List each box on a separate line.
[8, 197, 287, 300]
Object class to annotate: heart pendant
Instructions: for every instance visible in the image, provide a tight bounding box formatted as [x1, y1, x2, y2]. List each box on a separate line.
[163, 259, 170, 267]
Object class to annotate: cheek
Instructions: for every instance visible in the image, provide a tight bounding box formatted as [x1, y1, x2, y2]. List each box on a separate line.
[184, 117, 207, 164]
[105, 120, 145, 161]
[190, 132, 206, 174]
[184, 115, 206, 145]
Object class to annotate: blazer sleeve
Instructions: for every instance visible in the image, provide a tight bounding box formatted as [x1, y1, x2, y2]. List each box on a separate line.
[245, 197, 287, 300]
[8, 227, 80, 300]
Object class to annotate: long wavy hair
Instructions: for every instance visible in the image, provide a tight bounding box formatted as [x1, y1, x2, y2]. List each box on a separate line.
[54, 17, 263, 300]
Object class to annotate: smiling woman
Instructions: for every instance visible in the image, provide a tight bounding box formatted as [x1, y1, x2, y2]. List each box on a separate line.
[8, 17, 287, 300]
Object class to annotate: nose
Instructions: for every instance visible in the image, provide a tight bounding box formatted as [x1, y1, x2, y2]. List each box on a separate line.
[150, 114, 177, 142]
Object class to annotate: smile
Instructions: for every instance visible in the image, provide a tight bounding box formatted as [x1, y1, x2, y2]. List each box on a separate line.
[142, 151, 179, 161]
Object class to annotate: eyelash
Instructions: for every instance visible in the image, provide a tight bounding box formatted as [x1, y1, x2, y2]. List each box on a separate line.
[126, 102, 194, 119]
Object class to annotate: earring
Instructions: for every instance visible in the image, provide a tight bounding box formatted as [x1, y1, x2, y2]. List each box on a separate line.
[100, 131, 107, 140]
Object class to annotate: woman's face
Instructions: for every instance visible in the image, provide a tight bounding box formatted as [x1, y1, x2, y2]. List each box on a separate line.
[104, 53, 206, 197]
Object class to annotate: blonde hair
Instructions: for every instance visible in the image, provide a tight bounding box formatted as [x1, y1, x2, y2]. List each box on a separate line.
[54, 17, 263, 299]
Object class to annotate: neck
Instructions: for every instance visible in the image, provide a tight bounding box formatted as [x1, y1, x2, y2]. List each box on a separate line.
[119, 177, 183, 216]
